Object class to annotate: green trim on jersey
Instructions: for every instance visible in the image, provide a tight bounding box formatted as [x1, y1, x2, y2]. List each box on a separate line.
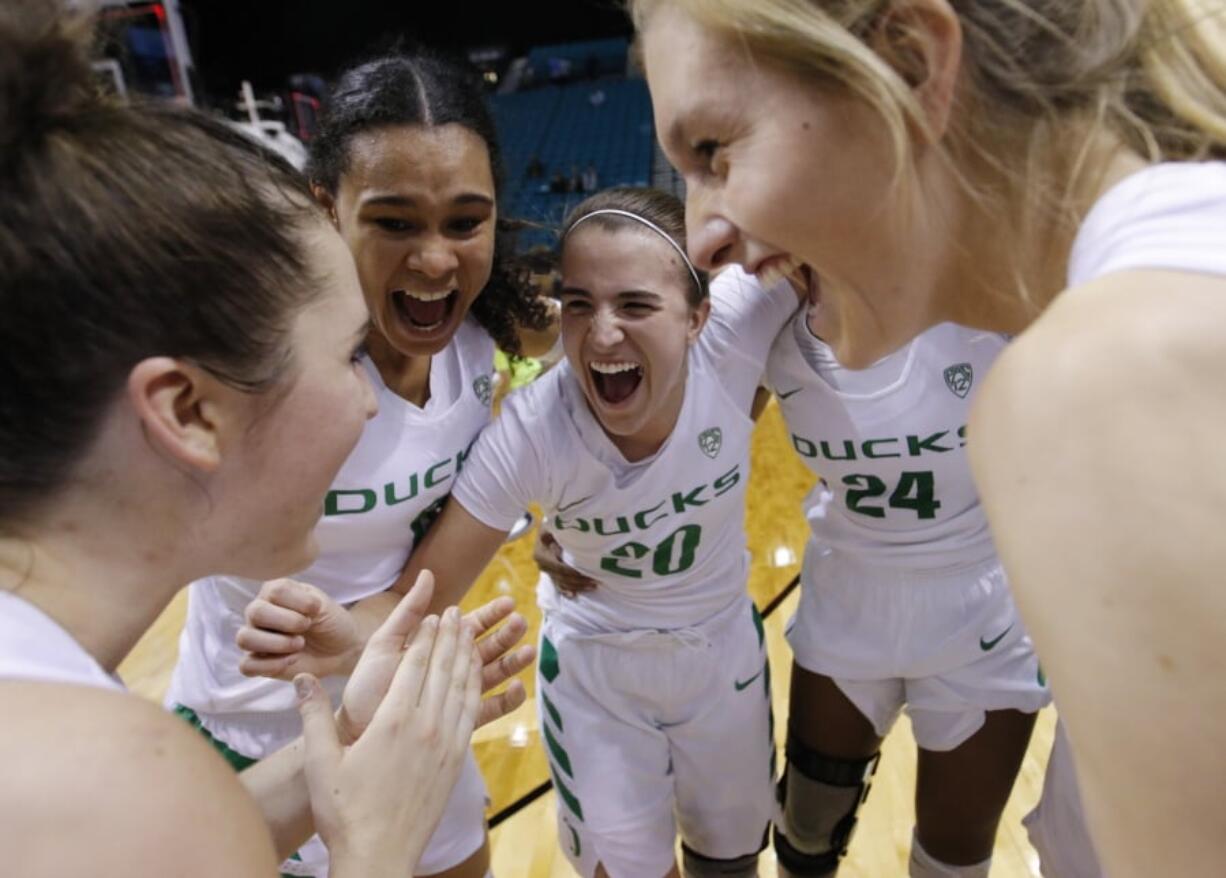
[551, 764, 585, 822]
[173, 704, 257, 772]
[543, 721, 574, 779]
[541, 689, 564, 732]
[540, 635, 560, 683]
[751, 603, 765, 648]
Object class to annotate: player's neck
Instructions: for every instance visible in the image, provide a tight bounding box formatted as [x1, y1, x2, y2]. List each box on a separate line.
[368, 334, 433, 407]
[0, 518, 184, 673]
[603, 372, 687, 463]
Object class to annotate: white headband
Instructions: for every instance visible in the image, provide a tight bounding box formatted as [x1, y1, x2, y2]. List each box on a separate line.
[563, 208, 703, 292]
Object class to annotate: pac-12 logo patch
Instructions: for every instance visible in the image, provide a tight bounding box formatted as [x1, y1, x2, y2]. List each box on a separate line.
[472, 374, 493, 406]
[698, 427, 722, 459]
[943, 363, 973, 399]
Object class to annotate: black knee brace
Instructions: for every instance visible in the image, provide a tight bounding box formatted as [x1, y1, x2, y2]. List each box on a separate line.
[773, 732, 881, 877]
[681, 840, 763, 878]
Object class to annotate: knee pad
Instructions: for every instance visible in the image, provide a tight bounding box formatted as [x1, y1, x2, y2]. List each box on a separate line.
[681, 842, 761, 878]
[773, 733, 880, 877]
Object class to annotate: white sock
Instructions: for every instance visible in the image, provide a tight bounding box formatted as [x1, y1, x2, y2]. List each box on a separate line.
[909, 830, 991, 878]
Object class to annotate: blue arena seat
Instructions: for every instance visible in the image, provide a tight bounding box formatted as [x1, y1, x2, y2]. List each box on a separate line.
[489, 70, 654, 251]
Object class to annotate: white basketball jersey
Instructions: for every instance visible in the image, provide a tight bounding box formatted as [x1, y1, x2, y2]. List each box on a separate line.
[1068, 161, 1226, 286]
[0, 590, 122, 691]
[766, 317, 1005, 571]
[168, 318, 496, 755]
[454, 268, 798, 633]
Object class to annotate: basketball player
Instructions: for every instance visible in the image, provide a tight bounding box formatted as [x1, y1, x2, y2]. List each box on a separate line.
[0, 4, 527, 876]
[166, 47, 552, 878]
[635, 2, 1226, 874]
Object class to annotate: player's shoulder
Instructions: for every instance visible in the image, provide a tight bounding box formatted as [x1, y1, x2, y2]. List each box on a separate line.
[971, 268, 1226, 502]
[0, 681, 277, 877]
[708, 264, 759, 302]
[980, 270, 1226, 419]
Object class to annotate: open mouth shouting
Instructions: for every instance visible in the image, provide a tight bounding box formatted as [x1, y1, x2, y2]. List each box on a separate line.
[390, 288, 459, 338]
[589, 359, 644, 407]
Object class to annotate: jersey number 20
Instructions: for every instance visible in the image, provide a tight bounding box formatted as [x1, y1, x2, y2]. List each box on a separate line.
[600, 524, 702, 579]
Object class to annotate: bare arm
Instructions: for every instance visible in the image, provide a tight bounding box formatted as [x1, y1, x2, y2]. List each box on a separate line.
[1, 684, 279, 877]
[969, 270, 1226, 878]
[397, 496, 512, 611]
[236, 735, 314, 860]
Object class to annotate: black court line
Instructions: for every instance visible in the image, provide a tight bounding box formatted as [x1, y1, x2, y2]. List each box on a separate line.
[488, 572, 802, 829]
[761, 571, 801, 619]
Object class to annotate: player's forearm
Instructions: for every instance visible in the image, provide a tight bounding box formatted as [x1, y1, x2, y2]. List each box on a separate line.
[393, 501, 509, 616]
[239, 737, 315, 862]
[398, 551, 484, 617]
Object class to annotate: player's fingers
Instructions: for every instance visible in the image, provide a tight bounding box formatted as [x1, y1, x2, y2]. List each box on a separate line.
[437, 617, 477, 744]
[235, 627, 305, 656]
[418, 607, 462, 717]
[474, 611, 527, 664]
[295, 674, 342, 802]
[534, 555, 598, 594]
[461, 596, 515, 638]
[476, 679, 527, 729]
[374, 615, 438, 720]
[558, 573, 599, 593]
[261, 578, 323, 616]
[481, 643, 536, 693]
[453, 650, 482, 748]
[243, 600, 313, 635]
[369, 571, 433, 652]
[238, 654, 296, 680]
[532, 529, 563, 565]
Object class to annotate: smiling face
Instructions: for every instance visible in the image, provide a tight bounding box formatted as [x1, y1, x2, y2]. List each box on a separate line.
[325, 123, 497, 358]
[558, 223, 708, 460]
[641, 4, 958, 368]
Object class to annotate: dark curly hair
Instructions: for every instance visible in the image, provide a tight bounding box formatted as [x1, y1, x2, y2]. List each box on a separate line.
[308, 47, 551, 355]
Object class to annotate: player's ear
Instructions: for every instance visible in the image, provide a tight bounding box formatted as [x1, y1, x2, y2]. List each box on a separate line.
[687, 296, 711, 344]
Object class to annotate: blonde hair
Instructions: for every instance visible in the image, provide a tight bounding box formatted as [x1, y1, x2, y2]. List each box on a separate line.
[633, 0, 1226, 302]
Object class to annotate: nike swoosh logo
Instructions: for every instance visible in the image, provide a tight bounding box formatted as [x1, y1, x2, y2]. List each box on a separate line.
[734, 669, 763, 691]
[777, 388, 803, 400]
[556, 494, 594, 514]
[979, 624, 1014, 651]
